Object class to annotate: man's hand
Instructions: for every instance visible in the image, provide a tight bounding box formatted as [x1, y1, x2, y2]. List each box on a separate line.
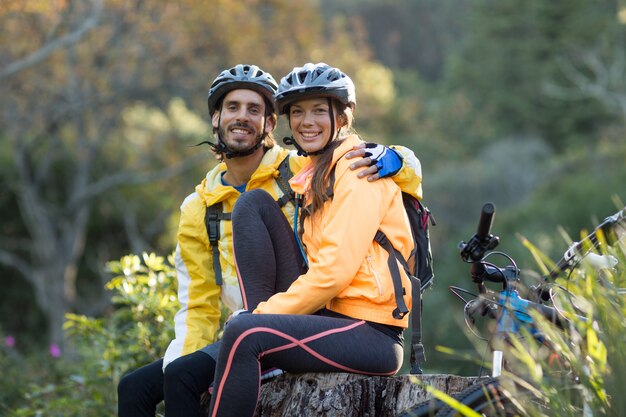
[345, 143, 402, 181]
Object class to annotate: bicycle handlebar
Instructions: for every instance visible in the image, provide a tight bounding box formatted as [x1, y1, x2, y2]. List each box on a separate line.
[476, 202, 495, 241]
[459, 203, 500, 264]
[547, 205, 626, 279]
[457, 202, 606, 339]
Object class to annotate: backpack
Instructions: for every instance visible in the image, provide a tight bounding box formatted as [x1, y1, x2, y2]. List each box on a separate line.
[205, 155, 295, 285]
[326, 165, 435, 375]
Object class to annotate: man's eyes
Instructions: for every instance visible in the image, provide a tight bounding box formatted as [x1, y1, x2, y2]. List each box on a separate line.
[225, 105, 261, 114]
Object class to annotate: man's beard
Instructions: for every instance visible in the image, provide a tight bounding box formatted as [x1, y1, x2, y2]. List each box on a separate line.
[218, 121, 262, 152]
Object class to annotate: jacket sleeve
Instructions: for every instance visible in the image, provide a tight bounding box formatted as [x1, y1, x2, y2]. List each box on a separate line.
[389, 145, 423, 200]
[162, 196, 221, 370]
[254, 161, 393, 315]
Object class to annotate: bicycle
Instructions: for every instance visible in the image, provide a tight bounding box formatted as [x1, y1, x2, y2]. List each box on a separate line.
[399, 202, 626, 417]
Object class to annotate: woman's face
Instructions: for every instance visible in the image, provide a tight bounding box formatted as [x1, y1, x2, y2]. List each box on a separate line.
[288, 98, 337, 155]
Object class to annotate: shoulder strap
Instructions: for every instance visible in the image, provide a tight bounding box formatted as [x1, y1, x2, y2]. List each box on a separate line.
[274, 155, 295, 208]
[204, 156, 294, 286]
[205, 202, 231, 286]
[375, 229, 426, 373]
[374, 230, 410, 319]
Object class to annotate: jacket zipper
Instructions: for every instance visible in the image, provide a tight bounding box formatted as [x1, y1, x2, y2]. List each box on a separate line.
[367, 255, 383, 296]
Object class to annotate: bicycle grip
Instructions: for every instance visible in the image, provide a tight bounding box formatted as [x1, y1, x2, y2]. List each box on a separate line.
[476, 202, 496, 240]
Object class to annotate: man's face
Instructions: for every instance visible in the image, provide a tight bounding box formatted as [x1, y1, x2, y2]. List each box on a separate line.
[212, 89, 273, 153]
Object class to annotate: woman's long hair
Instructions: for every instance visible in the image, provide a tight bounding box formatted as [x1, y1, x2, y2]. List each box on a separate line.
[304, 100, 355, 221]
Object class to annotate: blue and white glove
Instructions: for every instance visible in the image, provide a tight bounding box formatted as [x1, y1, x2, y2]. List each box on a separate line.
[364, 143, 403, 178]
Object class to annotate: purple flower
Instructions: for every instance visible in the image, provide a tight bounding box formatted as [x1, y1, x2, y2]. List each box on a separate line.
[49, 344, 62, 358]
[5, 335, 15, 348]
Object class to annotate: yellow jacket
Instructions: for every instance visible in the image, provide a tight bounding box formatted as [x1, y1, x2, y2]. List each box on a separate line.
[254, 135, 415, 328]
[163, 145, 303, 368]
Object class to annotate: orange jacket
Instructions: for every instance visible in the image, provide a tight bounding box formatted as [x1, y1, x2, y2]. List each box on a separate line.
[254, 135, 414, 328]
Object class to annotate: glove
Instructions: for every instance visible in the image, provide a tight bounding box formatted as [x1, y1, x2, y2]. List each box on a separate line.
[364, 143, 403, 178]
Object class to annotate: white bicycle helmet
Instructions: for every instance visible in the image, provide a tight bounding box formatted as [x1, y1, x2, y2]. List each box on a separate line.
[275, 63, 356, 115]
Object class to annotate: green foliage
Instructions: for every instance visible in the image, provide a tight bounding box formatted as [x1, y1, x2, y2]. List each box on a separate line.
[446, 0, 621, 150]
[2, 253, 179, 416]
[423, 132, 626, 375]
[432, 222, 626, 416]
[501, 235, 626, 416]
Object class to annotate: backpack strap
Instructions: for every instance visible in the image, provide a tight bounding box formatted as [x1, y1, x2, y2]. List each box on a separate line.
[205, 202, 231, 286]
[274, 155, 295, 208]
[376, 229, 427, 373]
[204, 156, 294, 286]
[408, 274, 426, 374]
[374, 230, 410, 319]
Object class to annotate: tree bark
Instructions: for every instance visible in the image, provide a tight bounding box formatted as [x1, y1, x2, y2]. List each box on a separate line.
[240, 373, 481, 417]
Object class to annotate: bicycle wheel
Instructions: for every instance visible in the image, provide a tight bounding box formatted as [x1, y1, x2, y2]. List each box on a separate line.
[397, 396, 446, 417]
[397, 378, 509, 417]
[434, 377, 516, 417]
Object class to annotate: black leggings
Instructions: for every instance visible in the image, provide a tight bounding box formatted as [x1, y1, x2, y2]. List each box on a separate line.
[231, 188, 307, 309]
[117, 359, 164, 417]
[208, 190, 404, 417]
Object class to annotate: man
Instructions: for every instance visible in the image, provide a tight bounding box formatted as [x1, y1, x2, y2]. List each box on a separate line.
[117, 64, 423, 417]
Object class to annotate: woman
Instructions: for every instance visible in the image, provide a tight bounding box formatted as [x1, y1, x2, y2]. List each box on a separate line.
[208, 63, 415, 417]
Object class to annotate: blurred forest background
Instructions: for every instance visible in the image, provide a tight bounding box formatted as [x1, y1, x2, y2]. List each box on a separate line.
[1, 0, 626, 414]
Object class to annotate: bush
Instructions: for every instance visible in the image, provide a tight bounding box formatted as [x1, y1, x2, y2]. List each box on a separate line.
[4, 253, 179, 417]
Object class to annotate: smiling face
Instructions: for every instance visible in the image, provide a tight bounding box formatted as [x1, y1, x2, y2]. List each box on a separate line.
[288, 97, 340, 156]
[212, 89, 274, 154]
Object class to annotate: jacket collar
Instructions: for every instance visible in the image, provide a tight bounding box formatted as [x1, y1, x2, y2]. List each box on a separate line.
[197, 145, 288, 206]
[289, 134, 362, 195]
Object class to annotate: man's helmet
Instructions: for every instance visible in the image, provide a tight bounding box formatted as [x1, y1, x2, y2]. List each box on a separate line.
[207, 64, 278, 116]
[274, 63, 356, 115]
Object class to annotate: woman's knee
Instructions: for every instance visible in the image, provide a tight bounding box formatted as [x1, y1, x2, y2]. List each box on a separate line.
[233, 189, 275, 218]
[221, 313, 264, 346]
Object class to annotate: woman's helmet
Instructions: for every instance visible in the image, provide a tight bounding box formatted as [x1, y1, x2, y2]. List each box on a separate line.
[207, 64, 278, 116]
[274, 63, 356, 115]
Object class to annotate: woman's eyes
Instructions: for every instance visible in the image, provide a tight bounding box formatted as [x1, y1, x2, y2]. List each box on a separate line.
[291, 108, 328, 116]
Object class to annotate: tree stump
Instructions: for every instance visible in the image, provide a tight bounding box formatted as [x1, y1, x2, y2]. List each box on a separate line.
[253, 373, 482, 417]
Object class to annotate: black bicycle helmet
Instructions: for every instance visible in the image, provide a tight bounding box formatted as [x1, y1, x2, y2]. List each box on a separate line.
[207, 64, 278, 116]
[275, 63, 356, 115]
[199, 64, 278, 159]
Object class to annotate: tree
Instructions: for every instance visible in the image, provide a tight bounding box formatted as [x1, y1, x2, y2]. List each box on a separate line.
[446, 0, 621, 151]
[0, 0, 211, 347]
[0, 0, 384, 348]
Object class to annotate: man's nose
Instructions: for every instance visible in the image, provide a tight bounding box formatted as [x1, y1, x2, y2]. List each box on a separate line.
[235, 106, 250, 121]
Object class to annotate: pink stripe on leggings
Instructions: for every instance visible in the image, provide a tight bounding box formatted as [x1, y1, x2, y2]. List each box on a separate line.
[211, 321, 397, 417]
